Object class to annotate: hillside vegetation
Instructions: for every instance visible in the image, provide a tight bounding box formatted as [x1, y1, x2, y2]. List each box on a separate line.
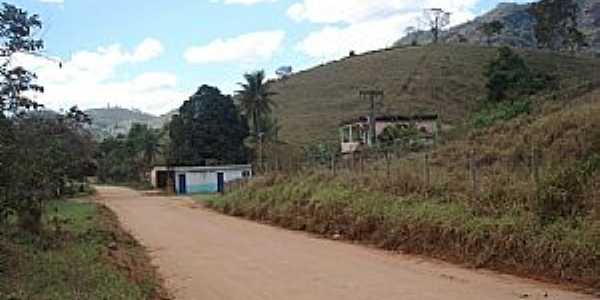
[269, 44, 600, 146]
[0, 200, 168, 299]
[205, 86, 600, 290]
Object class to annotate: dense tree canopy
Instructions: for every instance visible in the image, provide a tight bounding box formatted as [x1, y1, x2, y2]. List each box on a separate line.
[1, 109, 95, 232]
[485, 47, 554, 103]
[168, 85, 249, 166]
[0, 4, 96, 233]
[96, 123, 163, 184]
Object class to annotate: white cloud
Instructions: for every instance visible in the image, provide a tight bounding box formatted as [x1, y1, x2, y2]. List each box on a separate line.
[184, 30, 285, 64]
[12, 39, 186, 115]
[289, 0, 480, 60]
[211, 0, 277, 5]
[296, 13, 419, 59]
[132, 38, 164, 62]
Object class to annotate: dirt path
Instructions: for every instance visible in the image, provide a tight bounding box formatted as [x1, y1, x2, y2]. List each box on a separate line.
[96, 186, 596, 300]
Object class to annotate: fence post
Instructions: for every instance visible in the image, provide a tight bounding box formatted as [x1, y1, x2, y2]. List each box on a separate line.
[424, 153, 431, 188]
[331, 152, 336, 176]
[360, 152, 364, 174]
[531, 142, 540, 191]
[469, 150, 479, 200]
[385, 150, 391, 177]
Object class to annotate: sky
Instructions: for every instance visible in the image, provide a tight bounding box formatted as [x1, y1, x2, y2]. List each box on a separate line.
[10, 0, 529, 115]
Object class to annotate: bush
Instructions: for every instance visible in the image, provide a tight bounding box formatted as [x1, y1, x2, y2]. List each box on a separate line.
[472, 100, 531, 127]
[485, 47, 555, 103]
[535, 155, 600, 223]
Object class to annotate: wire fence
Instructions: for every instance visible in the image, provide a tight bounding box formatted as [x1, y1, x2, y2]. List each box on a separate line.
[241, 138, 559, 205]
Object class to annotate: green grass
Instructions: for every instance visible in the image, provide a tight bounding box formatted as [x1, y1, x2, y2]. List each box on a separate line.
[200, 87, 600, 290]
[201, 173, 600, 289]
[0, 200, 167, 300]
[471, 100, 532, 128]
[269, 44, 600, 145]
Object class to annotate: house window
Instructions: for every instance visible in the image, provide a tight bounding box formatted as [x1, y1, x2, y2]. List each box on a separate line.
[242, 170, 251, 178]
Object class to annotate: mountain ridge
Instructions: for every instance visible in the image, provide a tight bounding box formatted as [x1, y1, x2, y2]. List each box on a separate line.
[397, 0, 599, 54]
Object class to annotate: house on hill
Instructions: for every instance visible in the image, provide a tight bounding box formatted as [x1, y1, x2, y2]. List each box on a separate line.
[339, 115, 439, 154]
[151, 165, 252, 195]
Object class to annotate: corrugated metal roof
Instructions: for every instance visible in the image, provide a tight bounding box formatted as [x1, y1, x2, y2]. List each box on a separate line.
[340, 114, 438, 126]
[152, 165, 252, 173]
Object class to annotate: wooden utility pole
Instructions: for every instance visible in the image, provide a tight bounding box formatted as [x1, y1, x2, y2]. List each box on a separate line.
[359, 90, 384, 147]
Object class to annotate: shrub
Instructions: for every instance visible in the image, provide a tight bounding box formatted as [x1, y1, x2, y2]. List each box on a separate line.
[535, 156, 600, 223]
[472, 100, 531, 127]
[485, 47, 555, 103]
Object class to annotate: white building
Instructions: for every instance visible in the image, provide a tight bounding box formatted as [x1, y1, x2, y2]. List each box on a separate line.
[150, 165, 252, 194]
[339, 115, 439, 154]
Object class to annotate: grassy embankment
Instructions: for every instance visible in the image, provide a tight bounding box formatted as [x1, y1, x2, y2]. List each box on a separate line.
[0, 199, 168, 299]
[203, 88, 600, 291]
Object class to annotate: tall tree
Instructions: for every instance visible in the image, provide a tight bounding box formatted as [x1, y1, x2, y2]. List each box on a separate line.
[96, 124, 163, 184]
[423, 8, 451, 44]
[0, 3, 44, 115]
[479, 21, 504, 46]
[168, 85, 249, 166]
[530, 0, 586, 52]
[236, 70, 276, 137]
[0, 3, 45, 228]
[128, 123, 163, 168]
[8, 108, 95, 232]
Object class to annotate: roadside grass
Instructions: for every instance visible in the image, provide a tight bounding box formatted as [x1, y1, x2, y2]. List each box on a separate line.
[203, 175, 600, 289]
[0, 200, 169, 300]
[200, 88, 600, 290]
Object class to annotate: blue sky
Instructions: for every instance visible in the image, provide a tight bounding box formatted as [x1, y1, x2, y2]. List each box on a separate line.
[10, 0, 528, 115]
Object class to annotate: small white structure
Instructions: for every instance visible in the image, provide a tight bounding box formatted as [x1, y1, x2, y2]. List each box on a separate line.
[339, 115, 439, 154]
[151, 165, 252, 194]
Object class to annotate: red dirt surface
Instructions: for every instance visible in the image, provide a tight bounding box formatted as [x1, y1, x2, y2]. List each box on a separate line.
[97, 186, 596, 300]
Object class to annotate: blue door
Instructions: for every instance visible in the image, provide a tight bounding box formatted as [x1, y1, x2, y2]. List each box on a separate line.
[217, 172, 224, 194]
[178, 174, 187, 194]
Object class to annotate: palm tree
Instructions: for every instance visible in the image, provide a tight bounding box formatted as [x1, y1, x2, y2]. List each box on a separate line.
[236, 70, 276, 138]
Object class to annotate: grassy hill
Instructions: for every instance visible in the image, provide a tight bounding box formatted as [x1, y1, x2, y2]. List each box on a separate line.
[269, 44, 600, 146]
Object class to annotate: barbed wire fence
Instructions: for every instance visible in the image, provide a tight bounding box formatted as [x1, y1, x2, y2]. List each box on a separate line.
[228, 137, 552, 207]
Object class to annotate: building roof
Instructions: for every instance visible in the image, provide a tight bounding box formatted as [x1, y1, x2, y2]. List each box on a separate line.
[340, 114, 438, 126]
[152, 165, 252, 173]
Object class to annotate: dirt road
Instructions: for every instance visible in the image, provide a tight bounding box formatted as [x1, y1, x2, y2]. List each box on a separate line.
[96, 186, 596, 300]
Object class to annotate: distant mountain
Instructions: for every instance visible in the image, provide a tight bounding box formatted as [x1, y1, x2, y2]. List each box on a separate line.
[396, 0, 600, 54]
[85, 107, 164, 139]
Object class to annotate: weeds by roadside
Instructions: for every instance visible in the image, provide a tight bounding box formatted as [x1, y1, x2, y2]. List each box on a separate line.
[201, 88, 600, 291]
[0, 200, 169, 300]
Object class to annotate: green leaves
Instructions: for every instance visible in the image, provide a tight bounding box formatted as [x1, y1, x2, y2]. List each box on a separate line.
[0, 3, 44, 115]
[235, 70, 276, 137]
[485, 47, 555, 103]
[472, 100, 531, 128]
[96, 124, 163, 184]
[168, 85, 249, 166]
